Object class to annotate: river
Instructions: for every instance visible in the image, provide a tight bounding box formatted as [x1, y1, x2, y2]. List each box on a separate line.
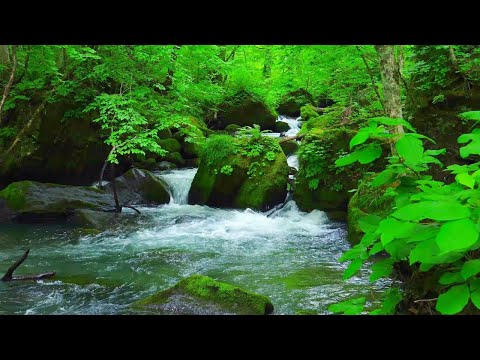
[0, 116, 388, 314]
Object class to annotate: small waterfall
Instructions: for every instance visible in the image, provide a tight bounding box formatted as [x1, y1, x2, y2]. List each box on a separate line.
[277, 115, 301, 137]
[287, 155, 299, 170]
[154, 168, 198, 205]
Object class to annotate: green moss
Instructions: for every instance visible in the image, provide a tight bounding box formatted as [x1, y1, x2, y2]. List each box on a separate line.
[159, 152, 185, 166]
[133, 274, 274, 315]
[300, 104, 322, 122]
[277, 89, 314, 117]
[157, 138, 182, 153]
[0, 181, 32, 210]
[224, 124, 241, 134]
[274, 121, 290, 133]
[347, 175, 394, 245]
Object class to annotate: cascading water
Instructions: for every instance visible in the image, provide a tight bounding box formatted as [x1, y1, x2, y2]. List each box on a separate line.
[0, 115, 389, 315]
[154, 168, 198, 205]
[277, 115, 301, 137]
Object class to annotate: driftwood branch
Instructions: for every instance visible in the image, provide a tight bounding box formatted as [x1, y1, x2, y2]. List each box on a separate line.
[123, 205, 141, 214]
[1, 249, 56, 282]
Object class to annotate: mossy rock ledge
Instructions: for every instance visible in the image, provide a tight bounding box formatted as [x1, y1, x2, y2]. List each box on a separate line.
[132, 274, 274, 315]
[188, 136, 289, 211]
[277, 88, 315, 117]
[0, 180, 113, 223]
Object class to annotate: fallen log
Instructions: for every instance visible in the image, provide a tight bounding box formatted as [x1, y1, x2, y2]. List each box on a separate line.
[278, 133, 305, 143]
[1, 249, 56, 282]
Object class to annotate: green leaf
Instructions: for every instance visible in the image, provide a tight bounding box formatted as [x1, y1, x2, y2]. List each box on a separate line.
[461, 259, 480, 280]
[391, 201, 470, 222]
[439, 272, 464, 285]
[459, 111, 480, 122]
[435, 218, 479, 253]
[369, 242, 384, 256]
[369, 117, 416, 132]
[470, 288, 480, 310]
[349, 129, 370, 150]
[396, 135, 424, 165]
[338, 244, 367, 262]
[436, 283, 470, 315]
[343, 259, 363, 280]
[456, 173, 475, 189]
[371, 169, 397, 187]
[328, 297, 366, 315]
[357, 143, 382, 164]
[458, 129, 480, 158]
[335, 152, 358, 167]
[377, 218, 417, 245]
[358, 215, 382, 233]
[369, 258, 394, 282]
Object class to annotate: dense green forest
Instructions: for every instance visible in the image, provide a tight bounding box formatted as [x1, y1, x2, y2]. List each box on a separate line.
[1, 45, 480, 315]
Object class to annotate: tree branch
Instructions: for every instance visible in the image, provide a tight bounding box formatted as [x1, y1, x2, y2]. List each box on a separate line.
[356, 45, 385, 112]
[1, 249, 56, 282]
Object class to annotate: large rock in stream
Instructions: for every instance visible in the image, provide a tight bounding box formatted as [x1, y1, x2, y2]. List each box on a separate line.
[188, 135, 289, 211]
[132, 274, 274, 315]
[277, 89, 315, 117]
[0, 180, 113, 223]
[104, 168, 170, 205]
[206, 90, 277, 130]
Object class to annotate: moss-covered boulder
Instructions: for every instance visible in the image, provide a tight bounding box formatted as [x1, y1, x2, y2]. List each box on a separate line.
[158, 152, 185, 167]
[224, 124, 240, 133]
[207, 90, 277, 131]
[280, 140, 299, 156]
[0, 100, 118, 189]
[0, 180, 112, 223]
[156, 138, 182, 154]
[347, 175, 395, 245]
[274, 121, 291, 133]
[104, 168, 170, 206]
[277, 89, 315, 117]
[132, 274, 274, 315]
[294, 128, 367, 220]
[188, 135, 289, 211]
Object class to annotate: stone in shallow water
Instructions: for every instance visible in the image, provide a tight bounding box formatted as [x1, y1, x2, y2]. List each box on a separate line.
[132, 274, 274, 315]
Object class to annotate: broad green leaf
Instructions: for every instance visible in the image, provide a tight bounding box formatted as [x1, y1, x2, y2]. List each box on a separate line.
[391, 201, 470, 222]
[436, 218, 479, 253]
[459, 111, 480, 121]
[338, 244, 367, 262]
[369, 258, 394, 282]
[436, 283, 470, 315]
[378, 218, 420, 245]
[343, 258, 363, 280]
[380, 288, 403, 315]
[328, 297, 366, 315]
[424, 148, 446, 156]
[458, 129, 480, 158]
[439, 272, 464, 285]
[349, 129, 370, 150]
[396, 135, 424, 165]
[358, 215, 382, 233]
[360, 232, 380, 247]
[369, 117, 416, 132]
[371, 169, 397, 187]
[404, 225, 438, 243]
[461, 259, 480, 280]
[335, 152, 358, 167]
[384, 238, 413, 260]
[369, 242, 384, 256]
[456, 173, 475, 189]
[470, 288, 480, 309]
[357, 143, 383, 164]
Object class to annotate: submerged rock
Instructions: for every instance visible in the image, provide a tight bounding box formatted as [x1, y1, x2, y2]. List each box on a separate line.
[104, 168, 170, 206]
[207, 90, 276, 130]
[277, 89, 315, 117]
[274, 121, 291, 133]
[132, 274, 274, 315]
[0, 180, 112, 223]
[188, 135, 289, 211]
[280, 140, 299, 156]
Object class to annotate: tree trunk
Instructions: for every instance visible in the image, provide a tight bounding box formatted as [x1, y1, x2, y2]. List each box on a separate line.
[0, 45, 9, 68]
[375, 45, 404, 134]
[263, 47, 272, 78]
[110, 163, 122, 212]
[0, 45, 17, 124]
[356, 46, 385, 112]
[160, 45, 181, 94]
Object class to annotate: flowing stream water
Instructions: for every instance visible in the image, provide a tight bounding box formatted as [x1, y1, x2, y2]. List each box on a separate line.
[0, 116, 389, 315]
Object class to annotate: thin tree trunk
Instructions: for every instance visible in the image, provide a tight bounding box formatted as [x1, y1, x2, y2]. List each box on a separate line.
[110, 163, 122, 212]
[98, 146, 116, 190]
[0, 45, 9, 68]
[375, 45, 404, 134]
[448, 46, 460, 73]
[356, 46, 385, 112]
[0, 45, 17, 124]
[263, 47, 272, 79]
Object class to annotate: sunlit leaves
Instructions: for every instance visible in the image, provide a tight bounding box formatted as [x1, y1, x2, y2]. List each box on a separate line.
[436, 284, 470, 315]
[435, 218, 478, 253]
[328, 297, 366, 315]
[391, 201, 470, 222]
